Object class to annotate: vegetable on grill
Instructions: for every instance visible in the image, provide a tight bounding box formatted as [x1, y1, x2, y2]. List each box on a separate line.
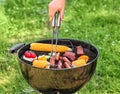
[72, 59, 86, 67]
[33, 60, 49, 68]
[38, 55, 47, 60]
[77, 55, 89, 62]
[30, 43, 72, 52]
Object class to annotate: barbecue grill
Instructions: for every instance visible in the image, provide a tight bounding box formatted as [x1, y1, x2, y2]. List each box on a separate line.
[10, 38, 98, 94]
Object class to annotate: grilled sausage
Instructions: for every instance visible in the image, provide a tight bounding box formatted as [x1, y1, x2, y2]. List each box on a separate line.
[50, 56, 55, 67]
[64, 62, 71, 68]
[63, 52, 76, 61]
[57, 60, 62, 69]
[63, 57, 71, 65]
[55, 52, 60, 60]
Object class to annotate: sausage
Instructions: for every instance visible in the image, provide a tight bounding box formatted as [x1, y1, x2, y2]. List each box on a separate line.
[57, 60, 62, 69]
[59, 56, 63, 60]
[63, 57, 71, 65]
[55, 52, 60, 60]
[63, 52, 76, 61]
[64, 62, 71, 68]
[50, 56, 55, 67]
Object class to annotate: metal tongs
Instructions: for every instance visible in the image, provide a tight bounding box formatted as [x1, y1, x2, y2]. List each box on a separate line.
[51, 12, 61, 57]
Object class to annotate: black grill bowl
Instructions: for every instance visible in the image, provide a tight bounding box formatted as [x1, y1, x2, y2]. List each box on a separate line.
[17, 39, 98, 94]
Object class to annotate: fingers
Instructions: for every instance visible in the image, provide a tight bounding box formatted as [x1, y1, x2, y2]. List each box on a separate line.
[49, 8, 64, 21]
[60, 8, 65, 21]
[48, 0, 65, 22]
[49, 4, 57, 21]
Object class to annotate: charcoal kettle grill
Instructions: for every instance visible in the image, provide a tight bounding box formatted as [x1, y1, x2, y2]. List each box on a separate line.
[10, 38, 98, 94]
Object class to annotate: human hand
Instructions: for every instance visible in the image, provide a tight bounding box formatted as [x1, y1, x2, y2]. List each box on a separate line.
[49, 0, 66, 21]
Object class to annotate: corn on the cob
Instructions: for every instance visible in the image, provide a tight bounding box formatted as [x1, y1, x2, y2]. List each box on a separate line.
[30, 43, 72, 52]
[33, 60, 49, 68]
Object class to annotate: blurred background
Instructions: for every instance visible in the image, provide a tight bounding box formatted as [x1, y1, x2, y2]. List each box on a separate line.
[0, 0, 120, 94]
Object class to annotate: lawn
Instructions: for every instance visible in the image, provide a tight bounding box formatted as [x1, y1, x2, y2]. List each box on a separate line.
[0, 0, 120, 94]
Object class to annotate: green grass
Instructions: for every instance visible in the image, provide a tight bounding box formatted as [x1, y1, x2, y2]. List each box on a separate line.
[0, 0, 120, 94]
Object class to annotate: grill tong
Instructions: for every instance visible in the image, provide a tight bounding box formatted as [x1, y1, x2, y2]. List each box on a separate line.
[51, 12, 61, 57]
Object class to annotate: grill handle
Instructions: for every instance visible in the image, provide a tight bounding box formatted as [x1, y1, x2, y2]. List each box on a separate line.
[9, 43, 25, 53]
